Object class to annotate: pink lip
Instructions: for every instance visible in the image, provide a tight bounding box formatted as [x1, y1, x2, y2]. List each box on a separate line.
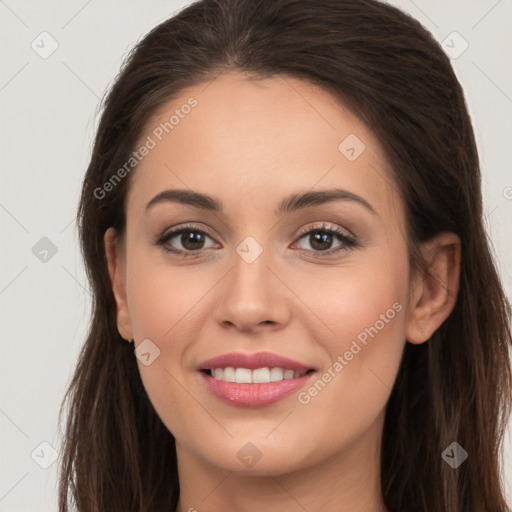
[198, 351, 316, 408]
[201, 372, 314, 408]
[199, 351, 312, 372]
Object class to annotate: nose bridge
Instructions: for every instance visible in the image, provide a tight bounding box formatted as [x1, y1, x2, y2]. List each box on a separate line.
[213, 233, 290, 331]
[229, 234, 273, 302]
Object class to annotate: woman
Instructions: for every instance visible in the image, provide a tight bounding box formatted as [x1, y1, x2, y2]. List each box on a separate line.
[58, 0, 512, 510]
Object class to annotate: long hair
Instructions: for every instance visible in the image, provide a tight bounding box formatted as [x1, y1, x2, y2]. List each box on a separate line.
[58, 0, 512, 510]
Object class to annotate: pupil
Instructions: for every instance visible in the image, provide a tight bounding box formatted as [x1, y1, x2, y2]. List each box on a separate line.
[311, 232, 332, 251]
[182, 231, 204, 250]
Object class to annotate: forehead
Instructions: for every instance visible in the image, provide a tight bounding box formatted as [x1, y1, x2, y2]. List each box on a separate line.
[126, 71, 403, 227]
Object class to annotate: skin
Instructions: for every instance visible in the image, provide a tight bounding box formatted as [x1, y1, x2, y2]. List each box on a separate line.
[104, 71, 460, 512]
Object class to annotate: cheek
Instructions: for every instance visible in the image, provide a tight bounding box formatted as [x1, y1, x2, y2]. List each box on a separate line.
[123, 255, 224, 431]
[122, 260, 200, 439]
[291, 260, 408, 442]
[125, 256, 214, 342]
[288, 254, 407, 358]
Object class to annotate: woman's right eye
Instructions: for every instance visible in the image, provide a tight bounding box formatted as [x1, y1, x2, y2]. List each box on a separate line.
[155, 226, 218, 256]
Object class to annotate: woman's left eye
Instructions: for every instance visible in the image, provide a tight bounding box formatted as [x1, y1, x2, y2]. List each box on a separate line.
[154, 223, 358, 258]
[292, 224, 358, 256]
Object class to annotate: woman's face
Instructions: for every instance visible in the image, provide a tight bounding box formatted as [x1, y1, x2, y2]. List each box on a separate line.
[107, 71, 420, 476]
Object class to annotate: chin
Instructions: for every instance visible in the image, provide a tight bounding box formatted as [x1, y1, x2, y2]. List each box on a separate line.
[190, 435, 319, 476]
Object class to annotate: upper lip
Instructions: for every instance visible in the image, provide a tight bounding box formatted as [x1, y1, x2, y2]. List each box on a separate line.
[199, 351, 315, 372]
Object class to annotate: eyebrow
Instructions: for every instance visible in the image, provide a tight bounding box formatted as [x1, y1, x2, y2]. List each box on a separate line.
[145, 187, 378, 216]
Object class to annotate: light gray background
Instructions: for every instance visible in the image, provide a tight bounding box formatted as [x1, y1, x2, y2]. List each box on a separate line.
[1, 0, 511, 510]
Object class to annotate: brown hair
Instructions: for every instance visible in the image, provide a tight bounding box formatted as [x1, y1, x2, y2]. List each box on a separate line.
[58, 0, 512, 510]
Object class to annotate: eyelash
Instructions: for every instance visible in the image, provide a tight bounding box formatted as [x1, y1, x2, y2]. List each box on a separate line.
[154, 222, 358, 259]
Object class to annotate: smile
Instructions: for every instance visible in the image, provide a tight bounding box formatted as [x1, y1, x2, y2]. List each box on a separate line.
[198, 352, 317, 408]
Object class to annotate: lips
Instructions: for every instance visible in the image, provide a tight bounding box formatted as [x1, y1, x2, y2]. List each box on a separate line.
[198, 351, 316, 408]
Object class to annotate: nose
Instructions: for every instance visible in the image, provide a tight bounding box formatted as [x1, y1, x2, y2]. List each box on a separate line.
[212, 245, 292, 334]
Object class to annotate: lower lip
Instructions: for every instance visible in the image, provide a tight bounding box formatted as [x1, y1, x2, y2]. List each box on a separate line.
[201, 372, 314, 408]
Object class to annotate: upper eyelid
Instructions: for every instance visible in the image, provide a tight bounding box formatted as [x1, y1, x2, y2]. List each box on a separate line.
[161, 224, 216, 240]
[295, 222, 354, 239]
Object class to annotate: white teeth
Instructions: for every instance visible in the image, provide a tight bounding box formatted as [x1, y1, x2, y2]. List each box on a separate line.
[284, 369, 294, 380]
[209, 367, 308, 383]
[269, 367, 284, 382]
[223, 367, 235, 382]
[252, 367, 270, 383]
[235, 368, 252, 383]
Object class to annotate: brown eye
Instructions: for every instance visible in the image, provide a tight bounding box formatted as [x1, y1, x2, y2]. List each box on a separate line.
[306, 231, 336, 251]
[293, 224, 358, 256]
[178, 230, 207, 251]
[155, 226, 218, 255]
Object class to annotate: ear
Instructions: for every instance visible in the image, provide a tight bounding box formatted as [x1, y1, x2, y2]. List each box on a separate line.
[405, 232, 461, 344]
[104, 227, 133, 341]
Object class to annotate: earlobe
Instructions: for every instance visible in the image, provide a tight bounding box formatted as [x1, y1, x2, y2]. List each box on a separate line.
[104, 227, 133, 341]
[406, 232, 461, 344]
